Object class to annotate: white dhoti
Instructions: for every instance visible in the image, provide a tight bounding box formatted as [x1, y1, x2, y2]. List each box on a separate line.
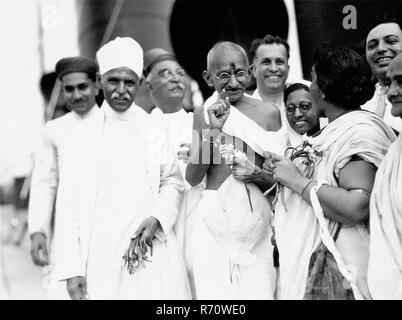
[192, 175, 276, 300]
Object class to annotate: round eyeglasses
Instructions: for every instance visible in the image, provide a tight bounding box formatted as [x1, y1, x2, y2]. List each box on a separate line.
[285, 102, 312, 115]
[211, 70, 248, 84]
[158, 68, 186, 80]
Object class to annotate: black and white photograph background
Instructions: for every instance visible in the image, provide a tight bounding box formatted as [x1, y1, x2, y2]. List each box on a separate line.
[0, 0, 401, 303]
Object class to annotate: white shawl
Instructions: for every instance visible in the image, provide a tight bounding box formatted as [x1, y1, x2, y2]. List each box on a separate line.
[368, 133, 402, 299]
[274, 110, 396, 300]
[203, 91, 290, 156]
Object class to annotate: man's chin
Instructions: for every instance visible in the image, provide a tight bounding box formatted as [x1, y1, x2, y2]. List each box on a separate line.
[226, 90, 244, 103]
[110, 101, 132, 112]
[391, 103, 402, 118]
[71, 105, 90, 115]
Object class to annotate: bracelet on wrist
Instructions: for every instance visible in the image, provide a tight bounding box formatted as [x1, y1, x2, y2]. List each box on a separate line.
[300, 179, 315, 197]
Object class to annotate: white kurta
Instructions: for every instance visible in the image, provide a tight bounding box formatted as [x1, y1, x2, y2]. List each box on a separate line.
[149, 107, 201, 299]
[361, 83, 402, 132]
[54, 102, 190, 299]
[150, 107, 193, 185]
[28, 106, 100, 299]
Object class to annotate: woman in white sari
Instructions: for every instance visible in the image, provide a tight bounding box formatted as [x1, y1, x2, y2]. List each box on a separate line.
[263, 45, 396, 299]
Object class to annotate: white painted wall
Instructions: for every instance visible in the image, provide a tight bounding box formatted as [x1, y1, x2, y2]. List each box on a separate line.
[0, 0, 79, 184]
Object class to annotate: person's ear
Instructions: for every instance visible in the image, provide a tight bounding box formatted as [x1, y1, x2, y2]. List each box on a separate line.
[202, 70, 214, 88]
[247, 65, 254, 77]
[251, 63, 257, 78]
[144, 79, 153, 93]
[98, 73, 105, 91]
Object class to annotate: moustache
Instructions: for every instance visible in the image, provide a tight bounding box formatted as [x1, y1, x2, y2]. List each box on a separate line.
[111, 93, 130, 100]
[170, 84, 185, 91]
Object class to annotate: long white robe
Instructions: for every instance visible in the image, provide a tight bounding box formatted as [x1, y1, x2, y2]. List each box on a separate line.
[28, 106, 100, 299]
[274, 110, 396, 300]
[54, 102, 190, 299]
[368, 133, 402, 299]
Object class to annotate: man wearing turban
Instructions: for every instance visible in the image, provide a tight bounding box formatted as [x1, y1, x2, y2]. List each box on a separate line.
[54, 37, 190, 299]
[28, 56, 101, 299]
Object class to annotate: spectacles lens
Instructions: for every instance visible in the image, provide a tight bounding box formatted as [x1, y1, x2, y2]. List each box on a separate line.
[236, 71, 247, 82]
[300, 103, 312, 112]
[286, 106, 295, 114]
[218, 73, 230, 82]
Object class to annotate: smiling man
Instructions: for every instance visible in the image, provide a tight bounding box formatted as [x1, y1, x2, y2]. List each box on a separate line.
[362, 15, 402, 133]
[54, 37, 189, 300]
[248, 34, 316, 145]
[250, 34, 290, 105]
[28, 56, 100, 299]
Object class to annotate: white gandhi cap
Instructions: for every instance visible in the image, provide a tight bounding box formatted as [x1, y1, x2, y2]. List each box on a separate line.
[96, 37, 143, 77]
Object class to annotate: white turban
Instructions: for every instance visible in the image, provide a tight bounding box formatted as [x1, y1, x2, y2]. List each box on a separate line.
[96, 37, 143, 76]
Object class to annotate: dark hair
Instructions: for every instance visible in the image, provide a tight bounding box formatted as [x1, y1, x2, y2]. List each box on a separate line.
[284, 83, 309, 104]
[313, 45, 375, 110]
[364, 12, 400, 44]
[55, 57, 99, 82]
[250, 34, 290, 60]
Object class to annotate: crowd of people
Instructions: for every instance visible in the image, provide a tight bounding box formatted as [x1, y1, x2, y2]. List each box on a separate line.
[26, 14, 402, 300]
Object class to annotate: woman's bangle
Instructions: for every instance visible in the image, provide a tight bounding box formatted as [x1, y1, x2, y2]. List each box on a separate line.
[300, 179, 314, 197]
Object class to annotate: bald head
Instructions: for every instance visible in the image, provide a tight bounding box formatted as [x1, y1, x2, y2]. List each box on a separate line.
[203, 41, 250, 104]
[207, 41, 249, 72]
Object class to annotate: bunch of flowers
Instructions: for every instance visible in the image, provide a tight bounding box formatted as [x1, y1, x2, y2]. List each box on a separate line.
[219, 143, 255, 212]
[219, 144, 248, 167]
[285, 140, 322, 179]
[122, 233, 153, 275]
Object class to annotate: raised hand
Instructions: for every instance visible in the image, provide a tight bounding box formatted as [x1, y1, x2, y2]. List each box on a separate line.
[207, 89, 231, 130]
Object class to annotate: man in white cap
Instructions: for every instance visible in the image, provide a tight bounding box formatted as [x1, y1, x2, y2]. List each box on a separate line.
[28, 56, 101, 299]
[55, 37, 190, 300]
